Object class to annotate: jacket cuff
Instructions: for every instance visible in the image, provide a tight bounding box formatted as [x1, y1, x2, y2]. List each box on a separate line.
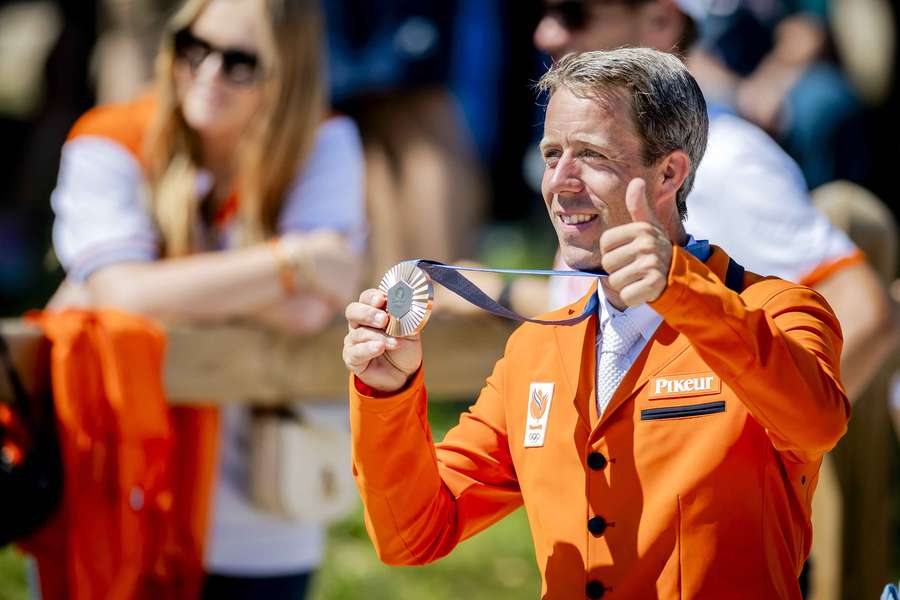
[350, 367, 425, 415]
[649, 244, 695, 315]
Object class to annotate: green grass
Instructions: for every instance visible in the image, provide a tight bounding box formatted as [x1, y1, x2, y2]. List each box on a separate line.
[0, 401, 540, 599]
[310, 506, 538, 600]
[0, 509, 538, 600]
[0, 547, 29, 600]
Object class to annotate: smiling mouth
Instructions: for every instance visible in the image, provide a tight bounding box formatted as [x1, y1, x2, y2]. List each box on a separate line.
[559, 214, 597, 225]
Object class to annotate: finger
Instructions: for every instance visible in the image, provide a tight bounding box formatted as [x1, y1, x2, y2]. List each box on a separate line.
[600, 240, 639, 274]
[346, 326, 400, 350]
[346, 302, 389, 330]
[617, 269, 667, 306]
[358, 288, 386, 307]
[625, 178, 661, 227]
[343, 335, 388, 371]
[599, 222, 651, 255]
[605, 259, 647, 292]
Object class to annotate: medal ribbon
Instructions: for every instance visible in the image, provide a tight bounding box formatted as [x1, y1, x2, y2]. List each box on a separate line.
[414, 240, 714, 326]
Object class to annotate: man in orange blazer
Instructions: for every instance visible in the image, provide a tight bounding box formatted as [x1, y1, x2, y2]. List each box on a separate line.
[343, 48, 849, 599]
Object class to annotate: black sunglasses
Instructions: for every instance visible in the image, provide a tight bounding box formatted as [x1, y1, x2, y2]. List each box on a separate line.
[173, 28, 262, 86]
[543, 1, 590, 30]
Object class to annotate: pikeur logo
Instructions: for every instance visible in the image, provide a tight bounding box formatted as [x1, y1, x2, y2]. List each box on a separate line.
[649, 373, 721, 399]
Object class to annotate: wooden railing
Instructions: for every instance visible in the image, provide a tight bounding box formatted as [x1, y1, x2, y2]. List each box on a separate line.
[0, 314, 517, 404]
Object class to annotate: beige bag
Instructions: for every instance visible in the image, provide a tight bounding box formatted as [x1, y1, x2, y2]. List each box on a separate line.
[249, 406, 357, 524]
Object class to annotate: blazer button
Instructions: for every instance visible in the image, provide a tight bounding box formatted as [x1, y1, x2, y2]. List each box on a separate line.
[587, 452, 607, 470]
[586, 580, 606, 598]
[588, 516, 607, 536]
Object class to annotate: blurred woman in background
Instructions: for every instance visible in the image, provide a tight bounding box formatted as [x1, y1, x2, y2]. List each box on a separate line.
[47, 0, 365, 597]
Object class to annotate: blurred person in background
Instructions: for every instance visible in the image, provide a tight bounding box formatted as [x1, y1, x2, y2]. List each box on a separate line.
[45, 0, 365, 597]
[92, 0, 181, 104]
[687, 0, 869, 189]
[324, 0, 488, 279]
[533, 0, 898, 406]
[89, 0, 492, 283]
[0, 0, 97, 316]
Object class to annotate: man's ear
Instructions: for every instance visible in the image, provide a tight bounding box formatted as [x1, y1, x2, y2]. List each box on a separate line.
[657, 150, 691, 200]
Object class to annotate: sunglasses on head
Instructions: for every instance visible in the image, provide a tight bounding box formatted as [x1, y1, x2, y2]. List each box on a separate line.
[543, 0, 590, 30]
[173, 28, 262, 86]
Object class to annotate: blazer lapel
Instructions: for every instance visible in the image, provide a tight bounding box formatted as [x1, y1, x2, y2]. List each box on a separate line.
[595, 322, 690, 430]
[551, 282, 599, 431]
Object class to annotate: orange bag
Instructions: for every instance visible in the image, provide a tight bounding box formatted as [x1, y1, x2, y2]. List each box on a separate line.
[19, 309, 218, 600]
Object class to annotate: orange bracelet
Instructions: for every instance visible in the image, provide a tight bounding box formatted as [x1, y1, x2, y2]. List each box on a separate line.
[268, 238, 298, 296]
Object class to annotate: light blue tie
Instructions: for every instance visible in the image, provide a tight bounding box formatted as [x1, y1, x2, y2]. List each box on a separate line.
[596, 312, 643, 416]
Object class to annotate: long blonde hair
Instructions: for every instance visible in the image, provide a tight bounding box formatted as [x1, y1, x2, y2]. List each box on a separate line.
[145, 0, 325, 256]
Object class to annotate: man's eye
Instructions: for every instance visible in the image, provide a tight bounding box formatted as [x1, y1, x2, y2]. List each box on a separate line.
[581, 149, 603, 159]
[543, 151, 561, 165]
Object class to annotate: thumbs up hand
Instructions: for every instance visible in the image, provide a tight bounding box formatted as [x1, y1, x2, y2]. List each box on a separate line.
[599, 178, 674, 307]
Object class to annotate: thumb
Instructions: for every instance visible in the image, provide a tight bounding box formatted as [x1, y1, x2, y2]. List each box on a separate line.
[625, 178, 660, 226]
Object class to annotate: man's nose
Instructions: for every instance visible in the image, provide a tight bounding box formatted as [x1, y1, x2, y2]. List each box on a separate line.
[546, 154, 583, 194]
[534, 15, 572, 58]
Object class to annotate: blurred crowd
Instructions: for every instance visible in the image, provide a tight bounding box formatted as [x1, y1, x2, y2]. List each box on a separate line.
[1, 0, 899, 599]
[2, 0, 899, 307]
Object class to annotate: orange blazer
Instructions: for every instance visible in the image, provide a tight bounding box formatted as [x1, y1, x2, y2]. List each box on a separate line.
[20, 310, 218, 600]
[349, 245, 850, 599]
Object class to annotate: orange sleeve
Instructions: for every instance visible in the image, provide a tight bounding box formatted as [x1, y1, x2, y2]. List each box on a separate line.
[798, 249, 866, 287]
[651, 247, 850, 461]
[66, 96, 157, 161]
[349, 356, 522, 565]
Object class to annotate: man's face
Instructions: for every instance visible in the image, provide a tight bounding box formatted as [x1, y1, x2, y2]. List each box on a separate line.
[534, 0, 643, 61]
[540, 87, 658, 271]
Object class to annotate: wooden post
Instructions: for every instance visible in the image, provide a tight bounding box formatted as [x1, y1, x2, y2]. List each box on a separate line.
[812, 182, 899, 599]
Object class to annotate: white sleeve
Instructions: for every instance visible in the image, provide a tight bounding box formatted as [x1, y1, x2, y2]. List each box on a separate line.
[684, 115, 856, 283]
[277, 116, 367, 253]
[51, 136, 159, 282]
